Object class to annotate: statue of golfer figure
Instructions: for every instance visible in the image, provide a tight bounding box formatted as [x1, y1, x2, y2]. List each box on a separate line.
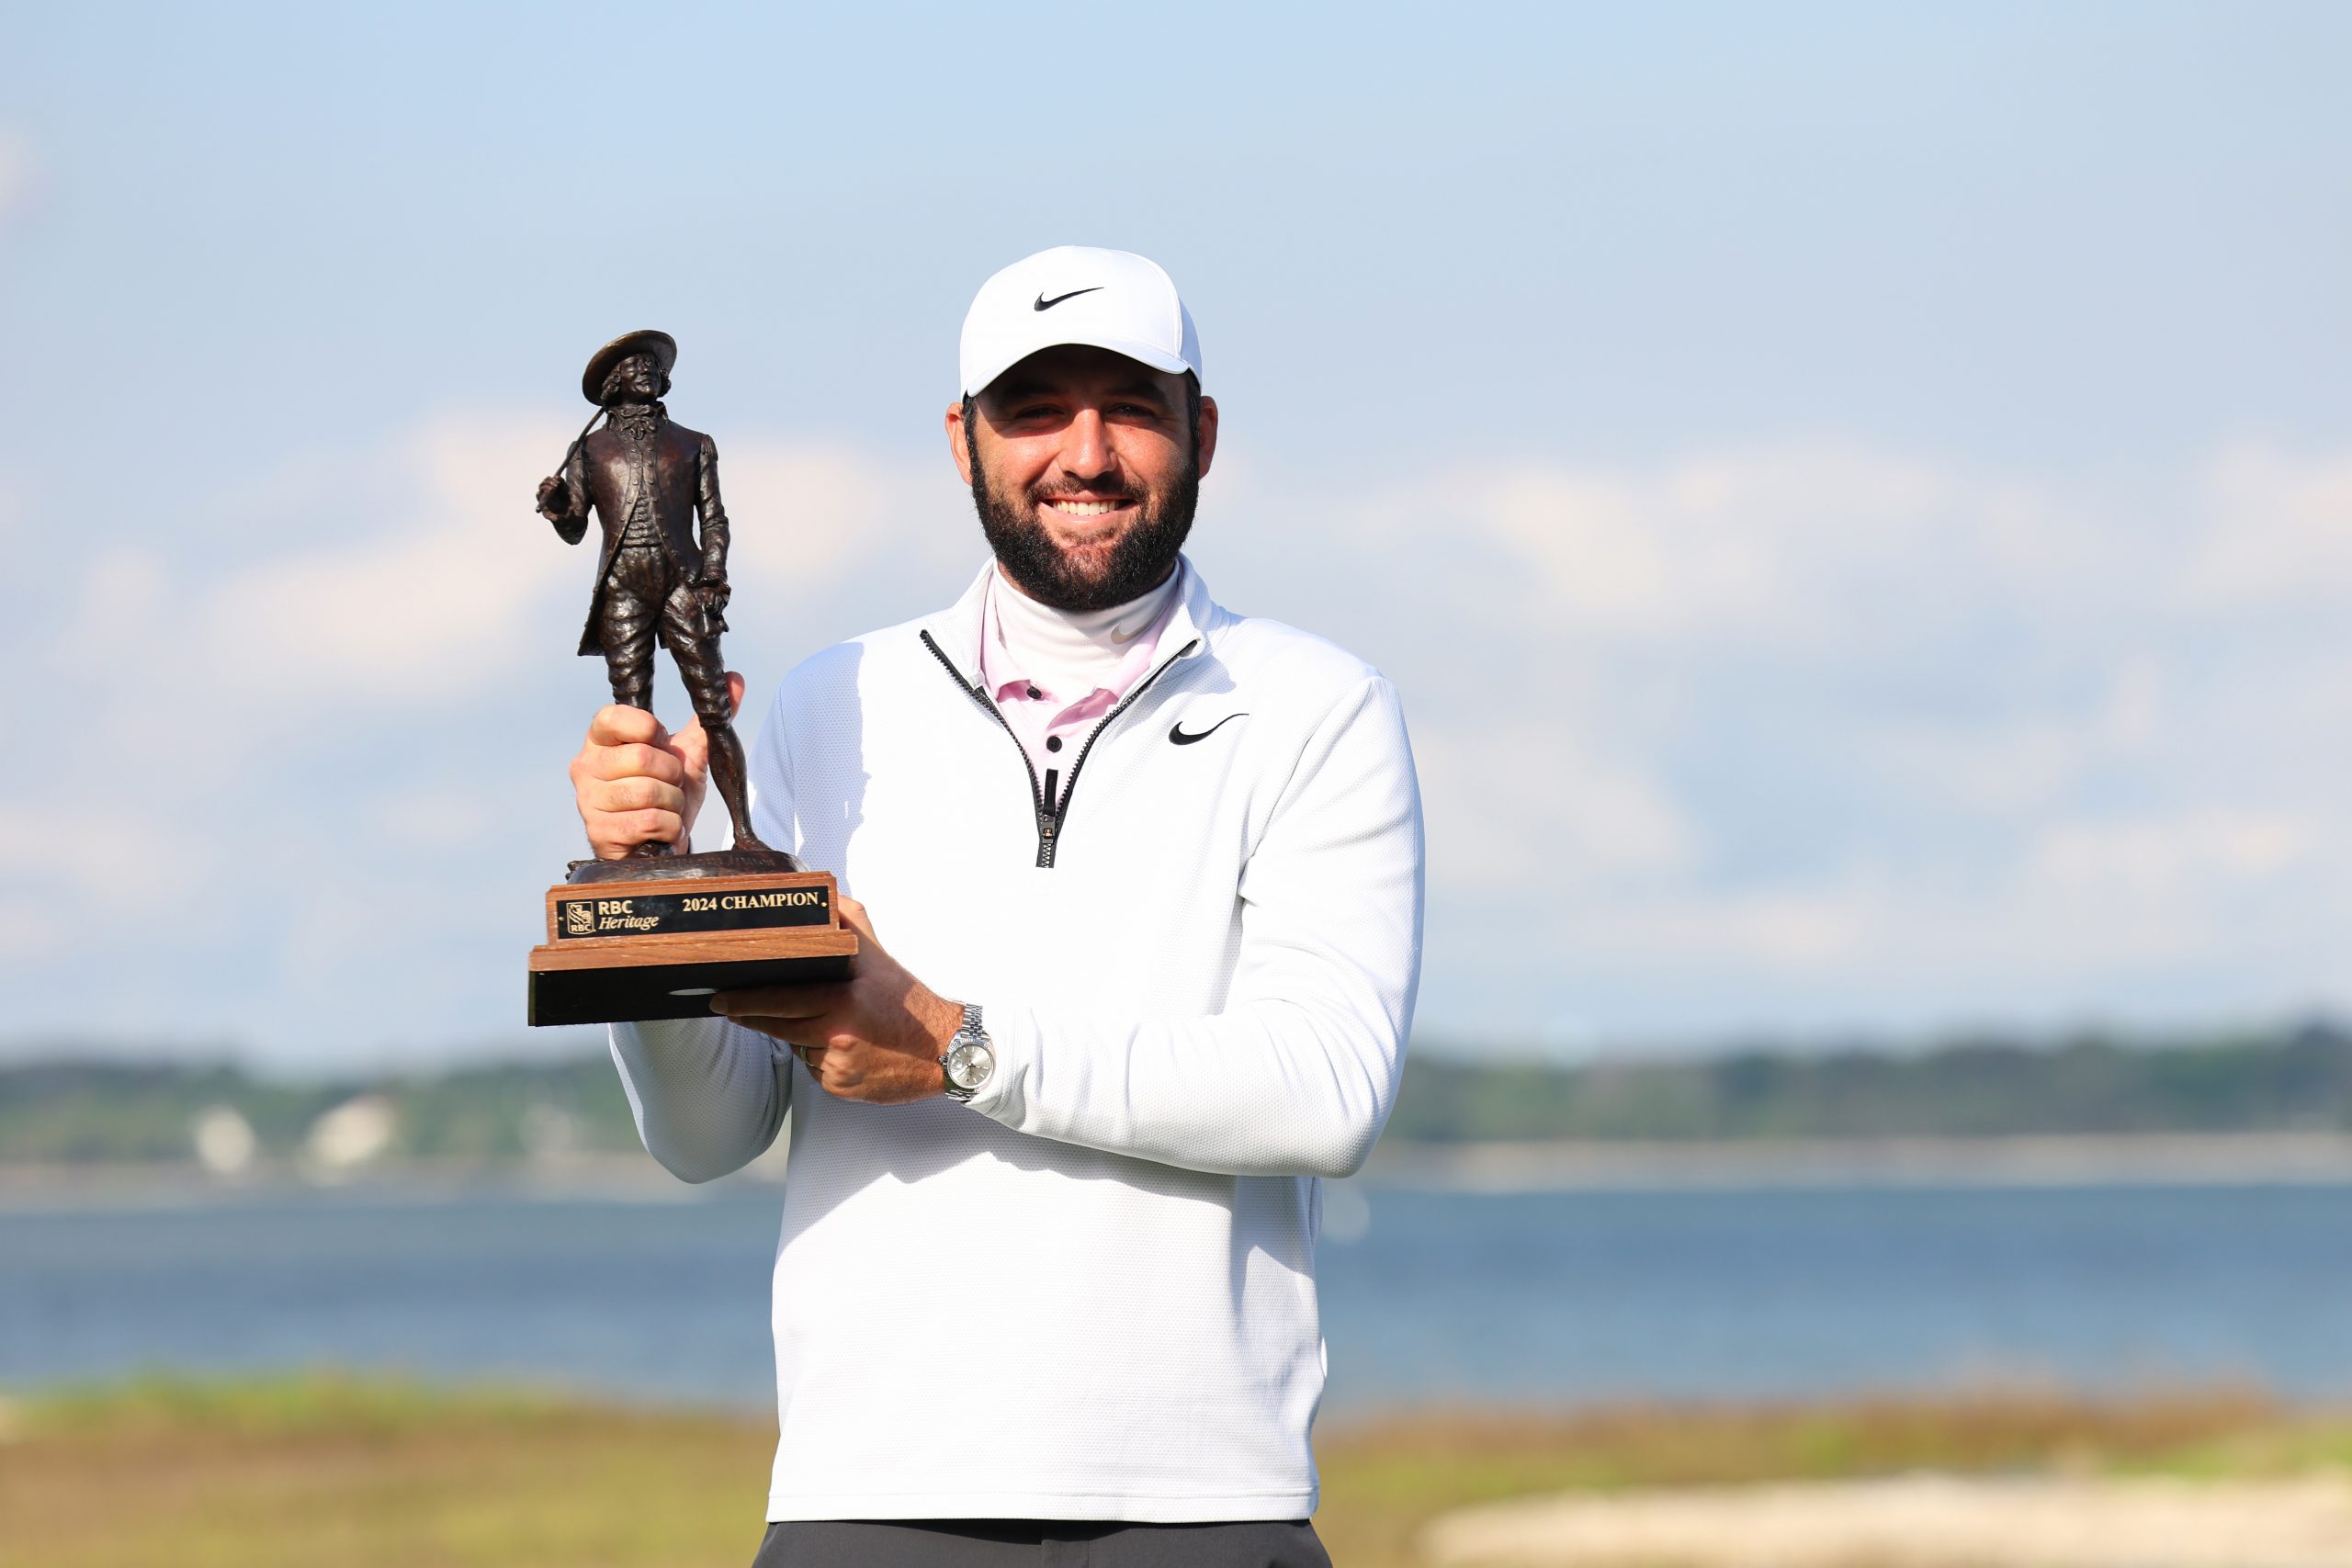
[535, 330, 773, 863]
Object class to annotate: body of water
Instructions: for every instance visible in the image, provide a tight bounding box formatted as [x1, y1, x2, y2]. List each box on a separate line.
[5, 1181, 2350, 1410]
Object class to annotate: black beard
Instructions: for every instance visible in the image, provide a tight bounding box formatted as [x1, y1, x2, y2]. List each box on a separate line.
[971, 461, 1197, 612]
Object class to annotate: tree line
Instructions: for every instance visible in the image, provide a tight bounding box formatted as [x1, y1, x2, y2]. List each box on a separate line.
[3, 1019, 2348, 1164]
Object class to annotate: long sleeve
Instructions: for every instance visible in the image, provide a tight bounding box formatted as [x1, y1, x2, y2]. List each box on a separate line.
[695, 433, 729, 581]
[547, 448, 591, 546]
[966, 674, 1424, 1179]
[607, 683, 801, 1181]
[609, 1015, 794, 1182]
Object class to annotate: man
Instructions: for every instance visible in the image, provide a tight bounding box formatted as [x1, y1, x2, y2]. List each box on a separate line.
[539, 329, 768, 855]
[571, 247, 1423, 1566]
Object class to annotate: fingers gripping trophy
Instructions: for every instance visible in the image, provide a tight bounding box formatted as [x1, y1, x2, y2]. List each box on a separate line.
[525, 332, 855, 1026]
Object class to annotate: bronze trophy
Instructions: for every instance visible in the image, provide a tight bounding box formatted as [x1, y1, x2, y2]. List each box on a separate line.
[525, 330, 854, 1026]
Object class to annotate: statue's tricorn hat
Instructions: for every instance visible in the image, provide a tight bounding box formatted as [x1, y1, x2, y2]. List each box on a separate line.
[581, 329, 677, 404]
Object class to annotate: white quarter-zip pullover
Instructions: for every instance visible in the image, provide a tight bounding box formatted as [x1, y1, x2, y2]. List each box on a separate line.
[608, 556, 1424, 1522]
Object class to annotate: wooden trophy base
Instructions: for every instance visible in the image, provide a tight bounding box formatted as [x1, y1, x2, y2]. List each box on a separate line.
[526, 858, 857, 1027]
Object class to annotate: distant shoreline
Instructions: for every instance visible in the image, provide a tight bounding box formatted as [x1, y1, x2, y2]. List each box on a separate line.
[9, 1132, 2352, 1209]
[1365, 1133, 2352, 1190]
[0, 1153, 733, 1211]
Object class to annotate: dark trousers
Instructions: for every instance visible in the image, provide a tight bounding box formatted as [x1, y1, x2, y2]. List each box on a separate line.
[750, 1518, 1331, 1567]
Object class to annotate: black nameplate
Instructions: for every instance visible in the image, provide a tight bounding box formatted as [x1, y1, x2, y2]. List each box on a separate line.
[555, 885, 832, 940]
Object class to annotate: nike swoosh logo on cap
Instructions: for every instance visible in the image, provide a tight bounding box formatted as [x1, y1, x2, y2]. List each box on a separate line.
[1034, 287, 1104, 310]
[1170, 715, 1248, 746]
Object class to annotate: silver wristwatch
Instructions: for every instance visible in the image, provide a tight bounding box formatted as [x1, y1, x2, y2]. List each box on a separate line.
[938, 1002, 994, 1101]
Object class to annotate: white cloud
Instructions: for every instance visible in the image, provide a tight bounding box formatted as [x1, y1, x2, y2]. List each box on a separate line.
[62, 415, 577, 755]
[15, 419, 2352, 1054]
[722, 440, 970, 596]
[1863, 659, 2165, 818]
[1414, 717, 1696, 891]
[2028, 811, 2316, 900]
[2184, 445, 2352, 609]
[1534, 798, 2335, 1000]
[0, 816, 208, 912]
[1, 413, 972, 1053]
[1219, 437, 2352, 1026]
[72, 416, 963, 750]
[1417, 444, 1951, 642]
[1567, 885, 1874, 971]
[191, 420, 577, 705]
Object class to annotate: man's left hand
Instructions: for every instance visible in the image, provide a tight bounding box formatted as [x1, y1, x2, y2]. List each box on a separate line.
[710, 897, 963, 1104]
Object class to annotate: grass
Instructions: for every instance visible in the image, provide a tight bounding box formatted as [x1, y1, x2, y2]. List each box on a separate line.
[4, 1377, 2346, 1567]
[2, 1375, 773, 1568]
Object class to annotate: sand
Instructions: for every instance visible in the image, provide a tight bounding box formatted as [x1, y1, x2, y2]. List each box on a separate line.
[1421, 1472, 2352, 1567]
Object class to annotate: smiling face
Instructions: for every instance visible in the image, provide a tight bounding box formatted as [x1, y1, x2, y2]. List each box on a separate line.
[948, 344, 1219, 612]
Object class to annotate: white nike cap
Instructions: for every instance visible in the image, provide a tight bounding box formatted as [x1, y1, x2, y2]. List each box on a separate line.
[958, 245, 1202, 398]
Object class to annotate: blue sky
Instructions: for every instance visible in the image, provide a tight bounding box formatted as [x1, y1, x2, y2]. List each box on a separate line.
[3, 3, 2346, 1066]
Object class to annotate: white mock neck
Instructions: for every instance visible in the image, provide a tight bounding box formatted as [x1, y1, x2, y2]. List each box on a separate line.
[987, 562, 1182, 694]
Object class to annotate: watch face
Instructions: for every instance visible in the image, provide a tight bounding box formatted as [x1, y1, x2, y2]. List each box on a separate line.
[947, 1041, 994, 1090]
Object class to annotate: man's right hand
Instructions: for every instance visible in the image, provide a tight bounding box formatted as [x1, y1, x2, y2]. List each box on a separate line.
[536, 475, 571, 519]
[568, 672, 747, 859]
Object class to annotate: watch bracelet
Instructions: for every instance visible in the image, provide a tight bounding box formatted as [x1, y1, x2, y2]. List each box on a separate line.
[941, 1001, 989, 1100]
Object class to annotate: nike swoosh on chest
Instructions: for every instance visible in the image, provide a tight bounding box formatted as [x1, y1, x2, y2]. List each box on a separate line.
[1169, 714, 1249, 745]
